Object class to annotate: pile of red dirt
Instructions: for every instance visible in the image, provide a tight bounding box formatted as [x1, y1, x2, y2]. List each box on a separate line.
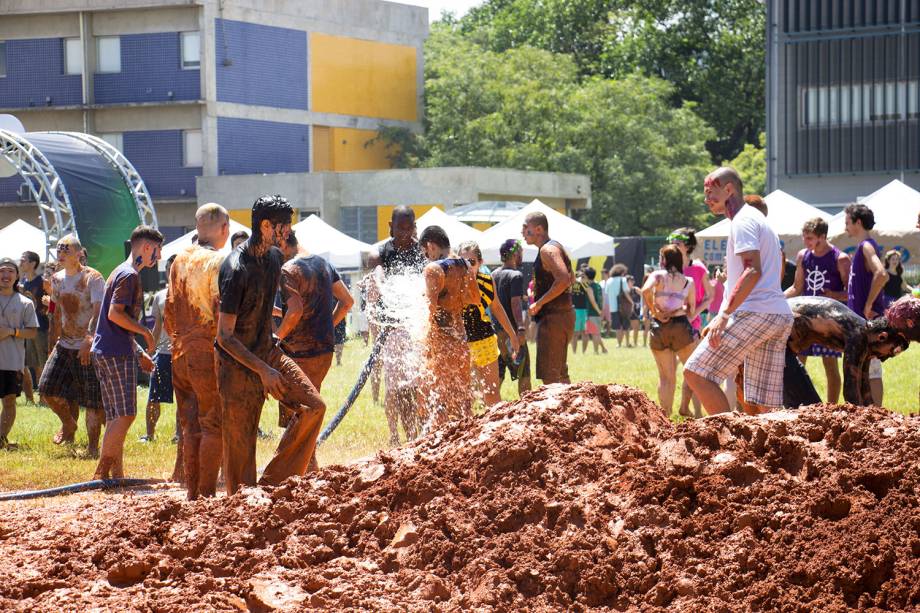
[1, 383, 918, 611]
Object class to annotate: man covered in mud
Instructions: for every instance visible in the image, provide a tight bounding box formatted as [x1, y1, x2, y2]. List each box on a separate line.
[684, 167, 793, 415]
[366, 206, 426, 444]
[418, 225, 480, 428]
[778, 296, 917, 409]
[276, 230, 353, 434]
[216, 195, 325, 495]
[522, 211, 575, 384]
[38, 235, 106, 456]
[164, 203, 230, 499]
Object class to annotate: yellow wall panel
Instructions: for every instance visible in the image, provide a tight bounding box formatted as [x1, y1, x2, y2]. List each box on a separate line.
[311, 33, 418, 121]
[376, 204, 440, 241]
[330, 127, 392, 171]
[313, 126, 332, 171]
[229, 209, 251, 229]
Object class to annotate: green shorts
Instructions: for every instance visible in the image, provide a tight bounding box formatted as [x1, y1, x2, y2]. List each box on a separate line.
[574, 308, 588, 332]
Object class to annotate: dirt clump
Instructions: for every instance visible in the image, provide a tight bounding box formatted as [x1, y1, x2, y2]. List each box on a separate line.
[0, 382, 918, 611]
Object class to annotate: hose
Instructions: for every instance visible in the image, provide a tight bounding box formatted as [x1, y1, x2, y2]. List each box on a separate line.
[318, 326, 391, 445]
[0, 478, 166, 502]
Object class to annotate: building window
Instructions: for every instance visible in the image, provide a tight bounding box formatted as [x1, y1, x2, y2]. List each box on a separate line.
[0, 42, 6, 78]
[99, 132, 123, 152]
[801, 81, 920, 127]
[183, 130, 202, 167]
[180, 31, 200, 69]
[96, 36, 121, 73]
[64, 38, 82, 75]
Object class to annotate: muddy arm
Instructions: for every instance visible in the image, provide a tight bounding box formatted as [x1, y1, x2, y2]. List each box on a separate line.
[842, 336, 869, 405]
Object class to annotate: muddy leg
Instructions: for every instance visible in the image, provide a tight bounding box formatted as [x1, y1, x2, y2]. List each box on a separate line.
[85, 408, 103, 458]
[219, 358, 263, 496]
[46, 396, 78, 444]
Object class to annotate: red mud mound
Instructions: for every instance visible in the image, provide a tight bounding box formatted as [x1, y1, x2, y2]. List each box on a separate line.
[1, 383, 919, 611]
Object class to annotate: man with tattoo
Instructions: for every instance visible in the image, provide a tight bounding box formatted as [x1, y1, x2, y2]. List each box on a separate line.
[778, 296, 915, 409]
[844, 203, 889, 405]
[522, 211, 576, 384]
[216, 195, 326, 495]
[684, 167, 793, 415]
[418, 225, 480, 429]
[38, 234, 106, 456]
[784, 217, 851, 403]
[165, 203, 230, 499]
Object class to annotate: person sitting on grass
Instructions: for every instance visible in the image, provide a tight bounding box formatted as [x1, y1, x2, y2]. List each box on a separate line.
[0, 258, 39, 449]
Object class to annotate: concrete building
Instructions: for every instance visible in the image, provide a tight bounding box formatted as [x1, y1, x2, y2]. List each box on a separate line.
[0, 0, 428, 238]
[766, 0, 920, 211]
[0, 0, 590, 241]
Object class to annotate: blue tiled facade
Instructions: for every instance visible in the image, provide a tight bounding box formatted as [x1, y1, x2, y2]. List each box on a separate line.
[215, 19, 308, 110]
[94, 32, 200, 104]
[0, 38, 82, 108]
[123, 130, 200, 198]
[0, 176, 25, 202]
[217, 117, 309, 175]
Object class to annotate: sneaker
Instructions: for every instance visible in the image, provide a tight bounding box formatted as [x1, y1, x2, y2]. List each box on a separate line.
[138, 435, 154, 443]
[257, 428, 271, 440]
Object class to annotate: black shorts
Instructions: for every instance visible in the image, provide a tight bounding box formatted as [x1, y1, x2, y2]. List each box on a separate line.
[610, 312, 630, 331]
[148, 352, 174, 403]
[649, 316, 695, 352]
[0, 370, 22, 398]
[38, 345, 103, 409]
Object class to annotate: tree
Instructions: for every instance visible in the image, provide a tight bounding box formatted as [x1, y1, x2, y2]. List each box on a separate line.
[376, 25, 716, 236]
[458, 0, 766, 162]
[728, 132, 766, 196]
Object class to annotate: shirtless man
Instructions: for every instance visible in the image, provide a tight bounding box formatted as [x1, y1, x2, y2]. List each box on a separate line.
[366, 206, 426, 444]
[775, 296, 916, 408]
[418, 225, 480, 429]
[216, 195, 326, 494]
[164, 203, 230, 499]
[38, 234, 106, 456]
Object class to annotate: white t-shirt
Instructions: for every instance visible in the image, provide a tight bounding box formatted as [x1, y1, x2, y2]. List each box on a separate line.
[0, 292, 39, 371]
[150, 288, 171, 355]
[723, 205, 791, 316]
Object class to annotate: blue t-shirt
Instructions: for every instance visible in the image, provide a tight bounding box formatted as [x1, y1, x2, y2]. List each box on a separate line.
[92, 262, 143, 357]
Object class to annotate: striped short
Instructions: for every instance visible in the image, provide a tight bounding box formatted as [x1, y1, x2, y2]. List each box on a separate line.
[38, 345, 103, 409]
[685, 311, 793, 408]
[92, 354, 138, 422]
[469, 334, 500, 368]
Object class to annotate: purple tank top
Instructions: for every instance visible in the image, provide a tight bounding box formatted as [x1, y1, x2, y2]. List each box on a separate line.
[847, 238, 886, 316]
[801, 246, 843, 297]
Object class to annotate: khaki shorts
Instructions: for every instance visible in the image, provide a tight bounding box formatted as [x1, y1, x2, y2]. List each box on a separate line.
[685, 311, 793, 408]
[649, 316, 695, 352]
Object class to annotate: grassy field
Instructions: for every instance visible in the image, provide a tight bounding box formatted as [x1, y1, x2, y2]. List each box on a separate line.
[2, 338, 917, 491]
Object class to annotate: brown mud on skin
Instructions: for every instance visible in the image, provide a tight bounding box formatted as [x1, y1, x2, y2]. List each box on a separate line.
[1, 384, 919, 611]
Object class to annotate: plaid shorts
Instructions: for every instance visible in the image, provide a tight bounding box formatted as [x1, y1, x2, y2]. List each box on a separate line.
[92, 354, 138, 422]
[685, 311, 793, 408]
[38, 345, 103, 409]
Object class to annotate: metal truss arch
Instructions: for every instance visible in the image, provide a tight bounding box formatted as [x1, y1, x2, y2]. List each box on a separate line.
[0, 128, 76, 262]
[46, 131, 158, 229]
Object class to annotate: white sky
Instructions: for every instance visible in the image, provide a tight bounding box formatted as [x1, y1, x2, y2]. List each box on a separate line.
[402, 0, 485, 22]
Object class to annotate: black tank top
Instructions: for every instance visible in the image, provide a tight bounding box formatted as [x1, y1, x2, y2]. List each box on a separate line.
[379, 239, 425, 276]
[533, 239, 572, 314]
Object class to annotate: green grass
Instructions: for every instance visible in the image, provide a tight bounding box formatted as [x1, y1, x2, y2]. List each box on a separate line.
[2, 338, 917, 491]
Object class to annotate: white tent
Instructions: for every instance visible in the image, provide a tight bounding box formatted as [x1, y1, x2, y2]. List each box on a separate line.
[416, 206, 484, 247]
[291, 214, 373, 270]
[0, 219, 49, 261]
[159, 218, 249, 269]
[697, 190, 831, 266]
[478, 200, 614, 263]
[827, 180, 920, 265]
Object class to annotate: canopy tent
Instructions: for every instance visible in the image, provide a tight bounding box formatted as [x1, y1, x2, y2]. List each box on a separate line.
[290, 214, 374, 270]
[827, 180, 920, 266]
[697, 190, 831, 266]
[0, 219, 50, 261]
[416, 206, 484, 247]
[446, 200, 527, 226]
[479, 200, 614, 264]
[159, 218, 249, 269]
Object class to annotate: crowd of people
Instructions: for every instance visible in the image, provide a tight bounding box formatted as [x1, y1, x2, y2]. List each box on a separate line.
[1, 167, 919, 495]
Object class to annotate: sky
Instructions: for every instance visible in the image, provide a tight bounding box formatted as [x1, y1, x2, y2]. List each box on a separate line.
[403, 0, 484, 22]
